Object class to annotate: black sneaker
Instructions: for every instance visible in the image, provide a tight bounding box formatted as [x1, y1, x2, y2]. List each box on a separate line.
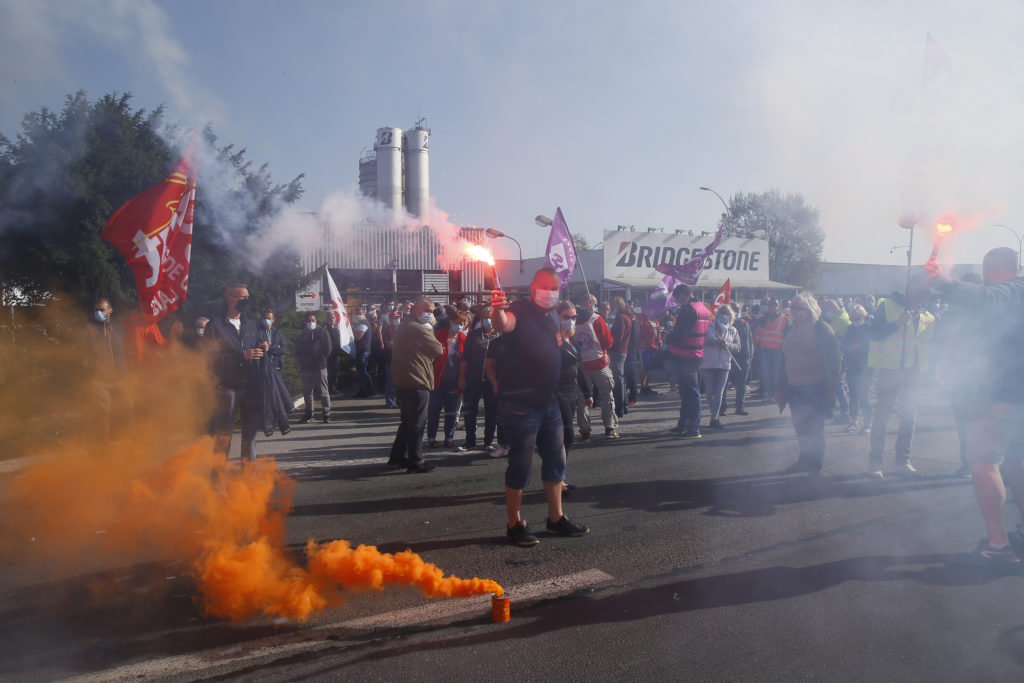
[406, 463, 436, 474]
[961, 539, 1021, 567]
[546, 515, 589, 537]
[735, 408, 749, 416]
[507, 521, 539, 547]
[298, 415, 312, 424]
[709, 419, 724, 429]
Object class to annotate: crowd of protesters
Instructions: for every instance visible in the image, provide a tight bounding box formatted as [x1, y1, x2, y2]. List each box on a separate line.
[82, 249, 1024, 560]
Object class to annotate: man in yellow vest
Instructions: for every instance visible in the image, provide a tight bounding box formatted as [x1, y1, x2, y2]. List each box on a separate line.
[866, 276, 936, 478]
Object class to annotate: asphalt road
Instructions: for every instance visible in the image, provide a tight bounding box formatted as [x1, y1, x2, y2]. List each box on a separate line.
[2, 379, 1023, 681]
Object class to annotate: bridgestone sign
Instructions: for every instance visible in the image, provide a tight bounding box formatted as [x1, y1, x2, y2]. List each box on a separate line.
[603, 230, 769, 281]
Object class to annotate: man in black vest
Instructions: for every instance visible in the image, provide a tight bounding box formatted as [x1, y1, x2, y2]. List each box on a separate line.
[206, 284, 263, 462]
[492, 267, 590, 547]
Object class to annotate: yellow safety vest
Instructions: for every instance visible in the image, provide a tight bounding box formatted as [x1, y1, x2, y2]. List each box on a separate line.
[867, 299, 935, 371]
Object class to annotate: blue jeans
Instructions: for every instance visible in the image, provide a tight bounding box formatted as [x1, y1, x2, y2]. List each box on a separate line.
[356, 351, 373, 395]
[788, 382, 828, 471]
[211, 385, 260, 461]
[702, 367, 729, 421]
[759, 348, 781, 397]
[672, 358, 702, 434]
[835, 369, 850, 416]
[463, 379, 498, 445]
[502, 399, 565, 490]
[427, 383, 461, 441]
[609, 350, 627, 416]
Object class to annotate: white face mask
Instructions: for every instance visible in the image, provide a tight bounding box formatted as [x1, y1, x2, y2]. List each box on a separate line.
[418, 312, 433, 325]
[451, 324, 464, 334]
[533, 290, 560, 309]
[306, 321, 317, 330]
[560, 319, 576, 332]
[94, 310, 108, 322]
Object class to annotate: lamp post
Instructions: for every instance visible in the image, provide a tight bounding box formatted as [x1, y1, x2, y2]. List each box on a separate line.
[534, 214, 592, 300]
[993, 224, 1024, 272]
[699, 186, 735, 236]
[483, 228, 523, 273]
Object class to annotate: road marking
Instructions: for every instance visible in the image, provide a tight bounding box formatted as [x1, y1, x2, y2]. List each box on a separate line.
[65, 568, 614, 682]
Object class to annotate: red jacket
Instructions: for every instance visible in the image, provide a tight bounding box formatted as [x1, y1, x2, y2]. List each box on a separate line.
[432, 329, 466, 390]
[576, 312, 614, 371]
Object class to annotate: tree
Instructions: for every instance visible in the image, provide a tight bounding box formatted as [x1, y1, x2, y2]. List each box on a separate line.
[572, 232, 592, 252]
[717, 190, 824, 288]
[0, 92, 306, 319]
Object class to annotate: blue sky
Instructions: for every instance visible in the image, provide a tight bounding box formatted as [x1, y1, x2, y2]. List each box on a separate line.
[3, 0, 1024, 268]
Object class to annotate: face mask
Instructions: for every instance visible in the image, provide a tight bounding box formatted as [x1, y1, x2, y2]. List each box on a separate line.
[418, 312, 433, 325]
[94, 310, 108, 322]
[717, 315, 730, 326]
[560, 319, 576, 332]
[533, 290, 560, 309]
[384, 305, 394, 313]
[235, 297, 250, 312]
[263, 318, 273, 328]
[195, 327, 205, 336]
[482, 318, 493, 331]
[306, 321, 317, 330]
[452, 324, 464, 334]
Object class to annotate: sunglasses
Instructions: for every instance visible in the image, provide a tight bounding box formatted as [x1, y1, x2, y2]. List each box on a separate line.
[561, 315, 577, 320]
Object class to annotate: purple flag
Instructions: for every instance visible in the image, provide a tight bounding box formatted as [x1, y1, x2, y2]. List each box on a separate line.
[655, 223, 726, 285]
[544, 207, 578, 289]
[644, 274, 680, 318]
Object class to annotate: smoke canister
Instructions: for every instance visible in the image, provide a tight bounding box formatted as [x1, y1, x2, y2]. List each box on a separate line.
[491, 593, 510, 622]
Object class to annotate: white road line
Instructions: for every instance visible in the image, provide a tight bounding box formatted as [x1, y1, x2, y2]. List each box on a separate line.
[64, 568, 614, 682]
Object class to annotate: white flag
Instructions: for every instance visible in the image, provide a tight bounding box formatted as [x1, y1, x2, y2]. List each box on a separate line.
[325, 269, 355, 356]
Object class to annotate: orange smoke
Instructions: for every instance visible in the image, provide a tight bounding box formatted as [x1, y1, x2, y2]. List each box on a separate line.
[0, 302, 501, 622]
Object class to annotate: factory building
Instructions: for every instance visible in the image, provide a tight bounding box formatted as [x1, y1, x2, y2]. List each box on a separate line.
[358, 120, 430, 220]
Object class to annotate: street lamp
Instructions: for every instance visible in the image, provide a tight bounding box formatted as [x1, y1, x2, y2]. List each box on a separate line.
[993, 224, 1024, 272]
[483, 227, 523, 273]
[699, 186, 734, 235]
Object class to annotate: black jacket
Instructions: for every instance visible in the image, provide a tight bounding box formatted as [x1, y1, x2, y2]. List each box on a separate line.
[206, 314, 261, 389]
[295, 325, 332, 370]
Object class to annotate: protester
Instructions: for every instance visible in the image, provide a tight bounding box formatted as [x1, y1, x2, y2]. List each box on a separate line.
[427, 310, 468, 449]
[574, 293, 618, 439]
[295, 312, 333, 424]
[666, 283, 712, 439]
[776, 292, 840, 475]
[484, 335, 511, 458]
[754, 299, 787, 399]
[555, 300, 593, 495]
[86, 297, 128, 443]
[608, 296, 632, 417]
[721, 302, 752, 416]
[351, 307, 373, 398]
[381, 309, 400, 408]
[369, 309, 387, 394]
[257, 308, 291, 437]
[928, 247, 1024, 565]
[388, 296, 443, 473]
[701, 304, 740, 429]
[206, 284, 262, 461]
[182, 316, 209, 351]
[492, 268, 589, 547]
[841, 304, 872, 434]
[459, 305, 500, 451]
[637, 309, 661, 395]
[866, 276, 935, 478]
[821, 298, 852, 425]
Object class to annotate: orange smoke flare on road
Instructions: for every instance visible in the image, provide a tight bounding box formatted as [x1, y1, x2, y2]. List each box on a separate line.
[0, 302, 503, 624]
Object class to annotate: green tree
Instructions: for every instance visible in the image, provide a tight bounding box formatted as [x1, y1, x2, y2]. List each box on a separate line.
[717, 190, 824, 288]
[0, 91, 306, 319]
[572, 232, 592, 252]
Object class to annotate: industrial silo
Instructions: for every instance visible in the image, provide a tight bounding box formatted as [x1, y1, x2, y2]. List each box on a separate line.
[375, 127, 403, 212]
[403, 124, 430, 220]
[358, 150, 377, 200]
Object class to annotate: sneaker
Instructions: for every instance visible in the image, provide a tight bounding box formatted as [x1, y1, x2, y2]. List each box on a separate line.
[546, 515, 589, 537]
[709, 419, 724, 429]
[678, 431, 702, 440]
[462, 441, 478, 450]
[844, 422, 859, 433]
[482, 443, 495, 452]
[605, 428, 620, 439]
[955, 464, 972, 478]
[321, 415, 330, 424]
[507, 521, 539, 547]
[428, 440, 440, 448]
[897, 462, 917, 474]
[406, 463, 436, 474]
[961, 539, 1020, 567]
[444, 439, 466, 452]
[858, 425, 871, 435]
[579, 431, 591, 441]
[490, 445, 509, 458]
[298, 415, 312, 424]
[669, 425, 684, 435]
[735, 408, 750, 416]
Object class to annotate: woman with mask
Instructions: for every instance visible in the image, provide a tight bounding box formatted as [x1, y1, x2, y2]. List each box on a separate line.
[776, 292, 840, 474]
[841, 304, 872, 435]
[701, 304, 741, 429]
[427, 310, 469, 449]
[257, 309, 291, 437]
[556, 301, 593, 494]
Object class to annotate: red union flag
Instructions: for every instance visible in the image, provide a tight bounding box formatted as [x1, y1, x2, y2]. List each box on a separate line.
[102, 138, 197, 322]
[711, 279, 731, 316]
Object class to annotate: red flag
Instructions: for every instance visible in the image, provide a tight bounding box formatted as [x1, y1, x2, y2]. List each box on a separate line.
[711, 279, 731, 316]
[102, 138, 197, 322]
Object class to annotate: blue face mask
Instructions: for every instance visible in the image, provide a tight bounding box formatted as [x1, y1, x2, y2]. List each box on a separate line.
[452, 324, 464, 334]
[94, 310, 108, 322]
[560, 319, 576, 332]
[482, 318, 493, 331]
[263, 318, 273, 328]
